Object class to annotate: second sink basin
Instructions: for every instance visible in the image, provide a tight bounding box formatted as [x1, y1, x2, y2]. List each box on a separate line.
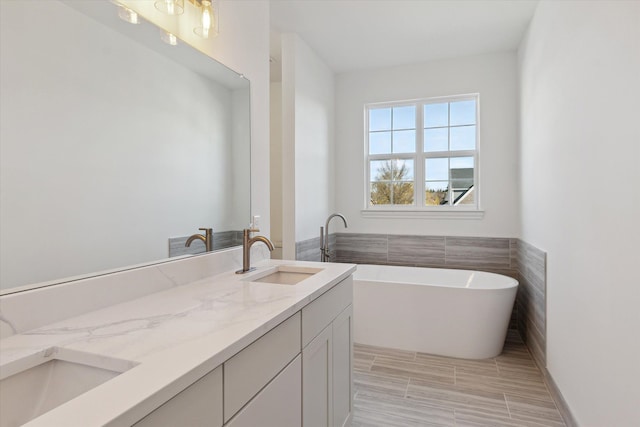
[250, 265, 324, 285]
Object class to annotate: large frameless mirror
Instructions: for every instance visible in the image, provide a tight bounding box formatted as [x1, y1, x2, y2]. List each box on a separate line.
[0, 0, 251, 292]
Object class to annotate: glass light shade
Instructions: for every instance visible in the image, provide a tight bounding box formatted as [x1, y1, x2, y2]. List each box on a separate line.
[194, 0, 216, 38]
[117, 5, 139, 24]
[154, 0, 184, 15]
[161, 31, 178, 46]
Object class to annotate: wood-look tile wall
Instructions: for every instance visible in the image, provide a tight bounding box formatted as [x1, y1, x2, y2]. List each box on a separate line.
[513, 239, 547, 368]
[295, 232, 547, 368]
[334, 233, 518, 278]
[295, 234, 335, 262]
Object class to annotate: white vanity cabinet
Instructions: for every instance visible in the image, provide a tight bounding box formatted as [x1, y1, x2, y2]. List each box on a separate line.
[302, 276, 354, 427]
[225, 355, 301, 427]
[133, 275, 353, 427]
[223, 312, 301, 423]
[133, 365, 223, 427]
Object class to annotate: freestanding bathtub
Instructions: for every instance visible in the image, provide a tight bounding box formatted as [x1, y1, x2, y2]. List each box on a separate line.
[353, 264, 518, 359]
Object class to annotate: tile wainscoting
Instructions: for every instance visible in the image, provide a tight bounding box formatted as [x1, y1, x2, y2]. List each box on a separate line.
[168, 230, 243, 257]
[295, 234, 336, 262]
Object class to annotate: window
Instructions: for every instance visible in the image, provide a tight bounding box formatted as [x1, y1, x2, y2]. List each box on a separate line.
[365, 95, 480, 214]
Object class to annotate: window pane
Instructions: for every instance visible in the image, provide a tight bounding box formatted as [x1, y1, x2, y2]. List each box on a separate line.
[370, 160, 391, 181]
[424, 128, 448, 152]
[425, 158, 448, 181]
[450, 125, 476, 151]
[425, 181, 448, 206]
[370, 182, 391, 205]
[450, 100, 476, 126]
[424, 103, 448, 128]
[392, 130, 416, 153]
[454, 187, 475, 205]
[369, 131, 391, 154]
[392, 159, 414, 180]
[392, 106, 415, 130]
[450, 157, 474, 193]
[369, 108, 391, 131]
[393, 182, 414, 204]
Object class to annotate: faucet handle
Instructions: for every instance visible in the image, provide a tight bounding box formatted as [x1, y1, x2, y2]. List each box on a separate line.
[199, 227, 212, 233]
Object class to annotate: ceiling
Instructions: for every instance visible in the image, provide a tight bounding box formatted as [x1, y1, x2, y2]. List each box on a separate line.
[270, 0, 538, 78]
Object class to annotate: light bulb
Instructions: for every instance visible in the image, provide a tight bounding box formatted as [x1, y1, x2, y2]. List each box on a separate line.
[202, 1, 212, 38]
[117, 5, 139, 24]
[194, 0, 215, 38]
[161, 31, 178, 46]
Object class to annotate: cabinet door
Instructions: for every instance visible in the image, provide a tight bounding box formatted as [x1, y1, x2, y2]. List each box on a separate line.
[332, 305, 353, 427]
[302, 325, 333, 427]
[133, 365, 223, 427]
[225, 355, 301, 427]
[224, 312, 301, 422]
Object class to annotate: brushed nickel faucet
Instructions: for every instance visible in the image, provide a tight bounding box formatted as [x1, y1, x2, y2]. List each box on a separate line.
[185, 228, 213, 252]
[320, 213, 348, 262]
[236, 228, 274, 274]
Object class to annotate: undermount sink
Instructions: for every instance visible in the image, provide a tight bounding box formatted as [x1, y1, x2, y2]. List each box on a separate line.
[250, 265, 324, 285]
[0, 347, 136, 426]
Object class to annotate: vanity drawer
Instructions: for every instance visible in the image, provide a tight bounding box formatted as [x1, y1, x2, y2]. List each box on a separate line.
[223, 312, 301, 422]
[302, 276, 353, 347]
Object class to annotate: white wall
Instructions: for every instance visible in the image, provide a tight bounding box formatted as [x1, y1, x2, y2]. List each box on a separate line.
[270, 81, 283, 258]
[518, 1, 640, 425]
[335, 52, 519, 237]
[280, 34, 335, 257]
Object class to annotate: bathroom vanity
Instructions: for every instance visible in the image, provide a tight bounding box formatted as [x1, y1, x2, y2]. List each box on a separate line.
[0, 257, 356, 427]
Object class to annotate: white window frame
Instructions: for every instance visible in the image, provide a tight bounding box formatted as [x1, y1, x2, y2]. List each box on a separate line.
[363, 94, 483, 219]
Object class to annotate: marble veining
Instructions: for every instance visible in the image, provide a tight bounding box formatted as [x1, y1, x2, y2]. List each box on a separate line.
[0, 246, 274, 338]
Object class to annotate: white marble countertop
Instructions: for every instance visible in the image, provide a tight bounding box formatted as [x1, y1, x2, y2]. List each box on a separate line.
[0, 259, 356, 426]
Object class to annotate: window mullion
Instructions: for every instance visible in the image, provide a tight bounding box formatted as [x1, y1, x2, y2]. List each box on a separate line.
[416, 103, 425, 207]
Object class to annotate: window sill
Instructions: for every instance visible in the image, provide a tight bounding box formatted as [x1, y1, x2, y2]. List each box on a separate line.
[360, 209, 485, 220]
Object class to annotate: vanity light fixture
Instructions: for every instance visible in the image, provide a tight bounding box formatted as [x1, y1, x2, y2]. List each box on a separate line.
[154, 0, 184, 16]
[116, 4, 140, 24]
[193, 0, 218, 39]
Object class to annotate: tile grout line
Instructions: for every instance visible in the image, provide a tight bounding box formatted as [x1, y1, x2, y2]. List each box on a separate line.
[504, 393, 513, 419]
[454, 366, 457, 385]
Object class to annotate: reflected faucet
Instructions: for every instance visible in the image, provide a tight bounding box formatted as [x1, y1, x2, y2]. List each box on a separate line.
[320, 213, 348, 262]
[185, 228, 213, 252]
[236, 228, 274, 274]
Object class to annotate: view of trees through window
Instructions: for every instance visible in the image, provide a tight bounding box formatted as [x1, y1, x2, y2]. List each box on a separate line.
[370, 160, 414, 205]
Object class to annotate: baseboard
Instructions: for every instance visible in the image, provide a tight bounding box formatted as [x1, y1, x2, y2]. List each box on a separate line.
[541, 367, 579, 427]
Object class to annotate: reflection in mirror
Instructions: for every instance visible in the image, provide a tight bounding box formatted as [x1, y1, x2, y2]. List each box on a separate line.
[0, 0, 251, 292]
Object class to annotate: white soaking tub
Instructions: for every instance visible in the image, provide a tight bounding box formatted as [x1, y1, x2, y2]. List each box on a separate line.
[353, 264, 518, 359]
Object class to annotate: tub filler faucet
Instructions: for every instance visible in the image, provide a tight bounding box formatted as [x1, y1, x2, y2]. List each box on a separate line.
[320, 213, 348, 262]
[185, 227, 213, 252]
[236, 228, 274, 274]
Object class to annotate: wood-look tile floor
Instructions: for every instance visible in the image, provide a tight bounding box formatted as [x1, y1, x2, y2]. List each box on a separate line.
[352, 330, 566, 427]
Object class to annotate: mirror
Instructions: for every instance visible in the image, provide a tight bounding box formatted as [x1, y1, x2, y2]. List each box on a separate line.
[0, 0, 251, 292]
